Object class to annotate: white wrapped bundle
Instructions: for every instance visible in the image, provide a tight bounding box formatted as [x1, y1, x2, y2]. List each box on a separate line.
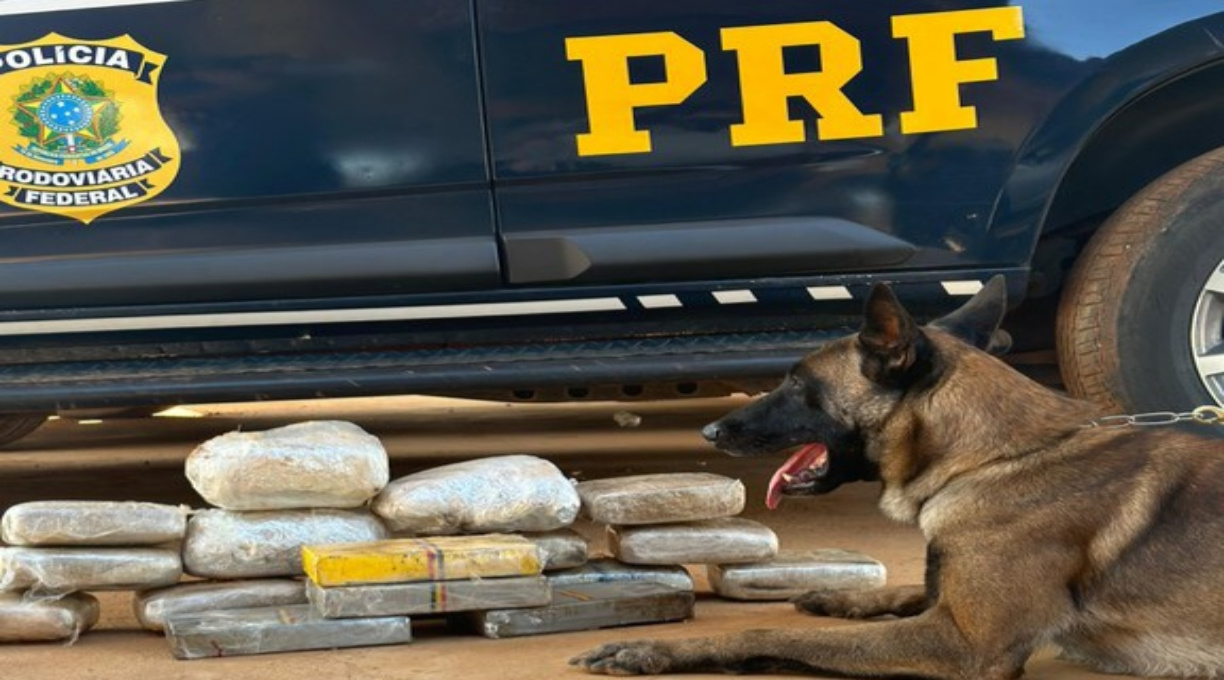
[182, 509, 387, 579]
[547, 559, 694, 592]
[708, 549, 887, 601]
[474, 582, 695, 639]
[306, 576, 551, 618]
[609, 518, 779, 565]
[0, 592, 100, 643]
[166, 605, 412, 659]
[373, 455, 579, 535]
[1, 501, 188, 546]
[524, 529, 589, 571]
[577, 473, 745, 525]
[134, 579, 308, 632]
[0, 547, 181, 594]
[185, 421, 389, 511]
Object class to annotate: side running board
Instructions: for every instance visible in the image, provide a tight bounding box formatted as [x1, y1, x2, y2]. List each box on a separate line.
[0, 330, 841, 411]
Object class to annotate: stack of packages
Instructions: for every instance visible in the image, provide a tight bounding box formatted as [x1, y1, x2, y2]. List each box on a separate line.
[0, 501, 186, 643]
[578, 473, 886, 601]
[154, 421, 409, 659]
[0, 417, 887, 657]
[301, 455, 694, 639]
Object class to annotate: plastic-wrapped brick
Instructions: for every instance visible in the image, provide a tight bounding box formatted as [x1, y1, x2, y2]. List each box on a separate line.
[577, 474, 745, 525]
[523, 529, 588, 571]
[373, 455, 579, 535]
[0, 547, 181, 595]
[708, 549, 887, 601]
[474, 581, 694, 638]
[302, 534, 541, 587]
[0, 592, 100, 643]
[609, 518, 778, 565]
[1, 501, 188, 547]
[133, 579, 308, 632]
[547, 559, 693, 592]
[166, 605, 412, 659]
[185, 421, 389, 511]
[306, 575, 550, 618]
[182, 509, 387, 579]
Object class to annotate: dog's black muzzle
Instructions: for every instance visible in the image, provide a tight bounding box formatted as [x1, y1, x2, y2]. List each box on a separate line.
[701, 387, 827, 457]
[702, 388, 879, 493]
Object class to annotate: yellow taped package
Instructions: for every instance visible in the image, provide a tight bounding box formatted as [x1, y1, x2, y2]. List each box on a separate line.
[302, 534, 543, 587]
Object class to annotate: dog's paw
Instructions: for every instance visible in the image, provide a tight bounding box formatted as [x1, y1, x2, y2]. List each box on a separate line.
[792, 590, 873, 619]
[570, 641, 673, 676]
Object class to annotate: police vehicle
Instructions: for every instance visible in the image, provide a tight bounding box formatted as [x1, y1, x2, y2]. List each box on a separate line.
[0, 0, 1222, 446]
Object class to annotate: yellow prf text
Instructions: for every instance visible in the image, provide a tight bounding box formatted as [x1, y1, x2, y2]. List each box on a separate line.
[565, 7, 1025, 156]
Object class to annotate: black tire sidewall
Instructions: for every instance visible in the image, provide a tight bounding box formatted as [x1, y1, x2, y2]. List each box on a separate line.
[1116, 180, 1224, 411]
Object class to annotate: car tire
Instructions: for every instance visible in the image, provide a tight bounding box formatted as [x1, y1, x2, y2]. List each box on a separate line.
[1058, 146, 1224, 413]
[0, 413, 49, 448]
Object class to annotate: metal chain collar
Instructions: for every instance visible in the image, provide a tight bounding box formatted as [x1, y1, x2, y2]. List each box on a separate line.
[1086, 405, 1224, 429]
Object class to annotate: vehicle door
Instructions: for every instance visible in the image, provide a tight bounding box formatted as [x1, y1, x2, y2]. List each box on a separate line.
[476, 0, 1033, 286]
[0, 0, 497, 311]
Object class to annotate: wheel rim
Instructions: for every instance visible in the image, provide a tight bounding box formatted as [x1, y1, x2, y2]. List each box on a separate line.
[1191, 262, 1224, 405]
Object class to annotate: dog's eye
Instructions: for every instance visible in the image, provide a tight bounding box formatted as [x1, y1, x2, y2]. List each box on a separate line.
[789, 373, 825, 409]
[787, 375, 804, 391]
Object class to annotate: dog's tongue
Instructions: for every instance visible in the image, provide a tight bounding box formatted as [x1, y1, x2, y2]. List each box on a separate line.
[766, 443, 828, 510]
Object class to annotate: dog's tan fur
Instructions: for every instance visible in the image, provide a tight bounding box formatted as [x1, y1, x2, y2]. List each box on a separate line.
[572, 280, 1224, 679]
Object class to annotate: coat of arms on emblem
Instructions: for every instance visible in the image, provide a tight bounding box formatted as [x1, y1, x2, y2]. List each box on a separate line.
[14, 73, 124, 162]
[0, 34, 181, 224]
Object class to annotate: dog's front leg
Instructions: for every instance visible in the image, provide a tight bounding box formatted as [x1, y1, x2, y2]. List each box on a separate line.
[571, 609, 1015, 679]
[795, 543, 938, 619]
[574, 540, 1074, 679]
[793, 584, 927, 618]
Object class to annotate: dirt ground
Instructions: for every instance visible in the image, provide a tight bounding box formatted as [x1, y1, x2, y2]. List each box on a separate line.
[2, 396, 1127, 679]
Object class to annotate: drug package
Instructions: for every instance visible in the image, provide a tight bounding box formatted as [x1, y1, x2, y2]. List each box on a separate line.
[306, 575, 550, 618]
[186, 421, 389, 511]
[0, 547, 181, 594]
[474, 581, 694, 638]
[1, 501, 188, 546]
[302, 534, 542, 587]
[547, 559, 694, 592]
[373, 455, 579, 535]
[182, 509, 387, 579]
[577, 473, 745, 525]
[523, 529, 588, 571]
[0, 592, 99, 643]
[134, 579, 308, 632]
[609, 518, 778, 565]
[165, 604, 412, 659]
[708, 549, 887, 601]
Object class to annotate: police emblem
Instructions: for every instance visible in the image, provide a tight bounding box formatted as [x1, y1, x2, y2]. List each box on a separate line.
[0, 34, 180, 224]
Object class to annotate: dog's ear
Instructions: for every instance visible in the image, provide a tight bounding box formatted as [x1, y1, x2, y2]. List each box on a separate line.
[928, 275, 1012, 355]
[858, 283, 929, 386]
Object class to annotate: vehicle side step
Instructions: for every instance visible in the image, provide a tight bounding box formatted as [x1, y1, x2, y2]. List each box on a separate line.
[0, 330, 842, 411]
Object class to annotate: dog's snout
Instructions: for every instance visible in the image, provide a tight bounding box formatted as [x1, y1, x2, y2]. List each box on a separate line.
[701, 422, 722, 443]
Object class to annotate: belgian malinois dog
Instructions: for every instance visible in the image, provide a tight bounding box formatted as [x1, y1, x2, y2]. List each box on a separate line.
[572, 277, 1224, 679]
